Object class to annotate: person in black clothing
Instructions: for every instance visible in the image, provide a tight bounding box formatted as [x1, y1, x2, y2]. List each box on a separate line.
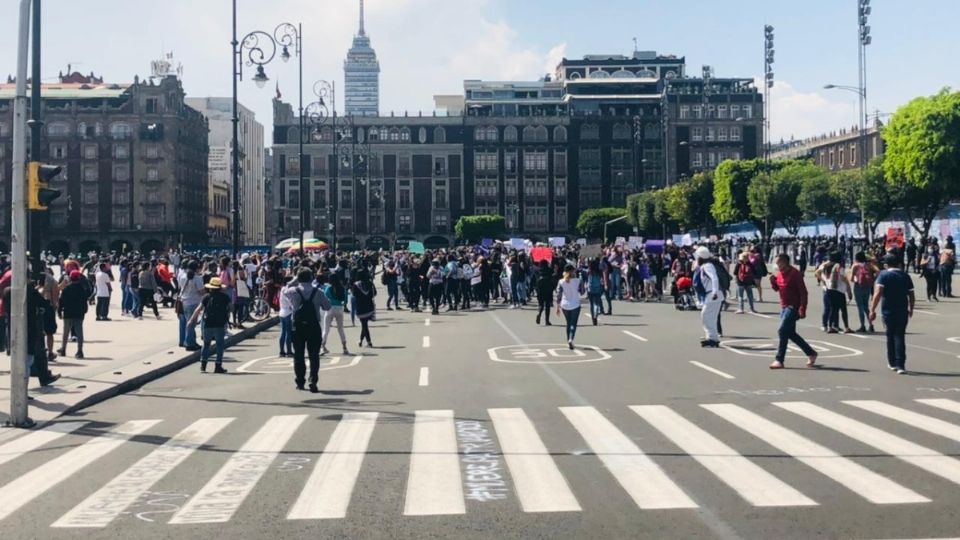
[352, 270, 377, 348]
[187, 277, 232, 374]
[57, 270, 89, 359]
[4, 282, 61, 386]
[535, 260, 555, 326]
[906, 238, 918, 274]
[281, 268, 332, 392]
[382, 261, 401, 310]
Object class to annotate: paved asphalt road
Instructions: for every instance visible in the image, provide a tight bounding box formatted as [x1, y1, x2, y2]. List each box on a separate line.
[2, 281, 960, 540]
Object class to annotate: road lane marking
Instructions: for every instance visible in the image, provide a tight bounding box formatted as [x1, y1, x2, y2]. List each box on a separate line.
[425, 318, 431, 327]
[690, 361, 735, 380]
[53, 418, 234, 528]
[776, 401, 960, 487]
[0, 422, 86, 468]
[404, 410, 464, 516]
[747, 311, 773, 319]
[288, 412, 378, 520]
[702, 404, 928, 504]
[914, 309, 938, 316]
[846, 332, 869, 339]
[488, 408, 580, 513]
[560, 406, 696, 509]
[631, 405, 815, 507]
[622, 331, 647, 342]
[0, 420, 161, 521]
[419, 367, 429, 387]
[845, 400, 960, 443]
[423, 336, 431, 348]
[170, 415, 308, 524]
[917, 398, 960, 415]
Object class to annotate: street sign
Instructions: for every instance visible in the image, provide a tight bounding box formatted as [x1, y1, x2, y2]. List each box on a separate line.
[487, 344, 611, 364]
[720, 340, 863, 359]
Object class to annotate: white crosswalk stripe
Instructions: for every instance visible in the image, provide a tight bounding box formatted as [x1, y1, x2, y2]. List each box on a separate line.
[845, 400, 960, 443]
[52, 417, 235, 528]
[288, 412, 379, 520]
[702, 404, 928, 504]
[489, 408, 580, 513]
[560, 406, 697, 509]
[0, 420, 160, 521]
[916, 398, 960, 415]
[169, 415, 308, 525]
[404, 410, 465, 516]
[0, 422, 86, 468]
[631, 405, 816, 507]
[776, 401, 960, 487]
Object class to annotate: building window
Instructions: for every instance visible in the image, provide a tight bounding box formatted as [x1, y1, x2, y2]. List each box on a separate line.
[81, 207, 99, 229]
[553, 126, 567, 142]
[400, 128, 411, 142]
[112, 208, 130, 229]
[367, 127, 379, 142]
[109, 122, 132, 140]
[501, 125, 517, 142]
[50, 143, 67, 159]
[312, 156, 327, 176]
[612, 123, 632, 140]
[398, 156, 411, 176]
[113, 164, 129, 182]
[51, 208, 68, 227]
[145, 145, 160, 159]
[707, 152, 717, 167]
[731, 105, 740, 119]
[476, 125, 498, 142]
[555, 179, 567, 198]
[146, 167, 159, 182]
[114, 144, 129, 159]
[112, 186, 130, 205]
[829, 149, 835, 168]
[581, 123, 600, 140]
[82, 185, 98, 205]
[341, 189, 353, 209]
[82, 165, 98, 182]
[399, 188, 412, 210]
[839, 147, 845, 167]
[706, 104, 715, 119]
[83, 144, 98, 160]
[475, 152, 498, 173]
[692, 152, 703, 168]
[850, 144, 857, 166]
[523, 151, 547, 173]
[717, 104, 728, 119]
[554, 151, 567, 176]
[730, 126, 741, 141]
[692, 105, 702, 119]
[505, 152, 518, 175]
[706, 127, 715, 141]
[717, 127, 728, 141]
[0, 122, 9, 137]
[47, 122, 71, 137]
[434, 157, 447, 176]
[434, 126, 446, 144]
[313, 187, 327, 208]
[287, 189, 299, 210]
[692, 127, 703, 142]
[679, 105, 690, 119]
[743, 105, 753, 119]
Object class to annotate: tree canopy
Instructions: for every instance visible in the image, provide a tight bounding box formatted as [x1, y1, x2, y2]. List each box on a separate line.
[575, 207, 631, 241]
[454, 215, 505, 242]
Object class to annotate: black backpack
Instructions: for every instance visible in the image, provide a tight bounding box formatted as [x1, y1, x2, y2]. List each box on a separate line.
[713, 260, 732, 293]
[294, 289, 320, 334]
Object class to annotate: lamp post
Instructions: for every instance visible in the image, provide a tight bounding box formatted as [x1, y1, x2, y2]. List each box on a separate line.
[231, 1, 279, 255]
[307, 80, 336, 246]
[764, 25, 775, 163]
[824, 83, 869, 241]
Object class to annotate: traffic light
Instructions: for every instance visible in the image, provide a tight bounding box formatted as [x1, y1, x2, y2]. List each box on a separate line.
[27, 161, 62, 210]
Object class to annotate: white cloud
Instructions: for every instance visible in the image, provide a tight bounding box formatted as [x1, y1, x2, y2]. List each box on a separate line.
[764, 79, 859, 142]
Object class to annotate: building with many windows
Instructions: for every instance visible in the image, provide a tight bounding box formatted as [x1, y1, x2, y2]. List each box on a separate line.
[0, 69, 208, 254]
[270, 50, 762, 246]
[770, 123, 884, 170]
[344, 0, 380, 116]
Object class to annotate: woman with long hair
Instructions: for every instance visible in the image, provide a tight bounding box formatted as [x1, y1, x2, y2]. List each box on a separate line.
[351, 269, 377, 348]
[585, 258, 605, 325]
[555, 264, 584, 349]
[323, 271, 350, 355]
[535, 260, 555, 326]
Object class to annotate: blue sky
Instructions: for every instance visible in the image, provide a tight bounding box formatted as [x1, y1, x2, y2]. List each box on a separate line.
[1, 0, 956, 141]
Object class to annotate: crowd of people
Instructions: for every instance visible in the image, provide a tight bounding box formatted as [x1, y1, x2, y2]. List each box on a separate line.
[0, 231, 952, 391]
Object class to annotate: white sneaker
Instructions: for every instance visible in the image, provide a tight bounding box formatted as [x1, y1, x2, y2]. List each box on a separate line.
[897, 368, 907, 375]
[735, 310, 745, 314]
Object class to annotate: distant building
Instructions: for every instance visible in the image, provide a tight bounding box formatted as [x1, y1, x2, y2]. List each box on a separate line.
[207, 145, 231, 245]
[185, 97, 266, 246]
[770, 123, 884, 171]
[344, 0, 380, 116]
[0, 69, 208, 254]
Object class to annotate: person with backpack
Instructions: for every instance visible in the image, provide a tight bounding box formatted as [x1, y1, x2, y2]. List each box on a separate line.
[694, 246, 728, 348]
[282, 268, 332, 392]
[850, 251, 879, 333]
[734, 252, 757, 314]
[186, 276, 232, 374]
[586, 259, 606, 325]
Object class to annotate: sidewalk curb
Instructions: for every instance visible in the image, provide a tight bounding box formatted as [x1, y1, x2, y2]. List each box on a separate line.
[58, 317, 279, 419]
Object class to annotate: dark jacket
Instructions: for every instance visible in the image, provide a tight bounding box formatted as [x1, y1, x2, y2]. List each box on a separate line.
[536, 266, 556, 299]
[58, 280, 90, 320]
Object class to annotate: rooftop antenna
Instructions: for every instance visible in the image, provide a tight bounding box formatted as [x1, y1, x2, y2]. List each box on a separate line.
[359, 0, 366, 36]
[632, 37, 638, 52]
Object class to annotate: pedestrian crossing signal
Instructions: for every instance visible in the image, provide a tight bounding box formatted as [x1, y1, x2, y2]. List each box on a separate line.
[27, 161, 62, 210]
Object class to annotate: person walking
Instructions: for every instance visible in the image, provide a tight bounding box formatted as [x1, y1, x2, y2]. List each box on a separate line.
[869, 253, 915, 374]
[57, 270, 88, 359]
[426, 259, 444, 315]
[283, 268, 331, 391]
[277, 272, 294, 357]
[586, 259, 605, 326]
[694, 247, 723, 348]
[769, 254, 818, 369]
[850, 252, 878, 333]
[535, 260, 555, 326]
[555, 264, 584, 350]
[734, 252, 757, 314]
[939, 246, 955, 298]
[382, 261, 401, 310]
[351, 270, 377, 348]
[178, 262, 204, 352]
[94, 263, 113, 321]
[920, 244, 940, 302]
[137, 262, 161, 319]
[322, 271, 350, 356]
[187, 277, 231, 374]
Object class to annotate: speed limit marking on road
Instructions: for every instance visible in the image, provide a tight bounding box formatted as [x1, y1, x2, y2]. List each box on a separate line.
[720, 340, 863, 359]
[236, 355, 363, 374]
[487, 344, 611, 364]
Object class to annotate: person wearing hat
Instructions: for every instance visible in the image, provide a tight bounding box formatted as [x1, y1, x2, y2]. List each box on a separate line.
[694, 246, 723, 348]
[187, 277, 232, 374]
[869, 253, 915, 374]
[57, 270, 89, 359]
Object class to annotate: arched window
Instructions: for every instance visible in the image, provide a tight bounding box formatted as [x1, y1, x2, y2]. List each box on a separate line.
[48, 121, 72, 137]
[612, 69, 634, 79]
[108, 122, 132, 140]
[581, 123, 599, 140]
[319, 126, 334, 142]
[522, 126, 536, 142]
[77, 122, 87, 137]
[612, 123, 632, 140]
[504, 126, 518, 142]
[588, 70, 610, 79]
[389, 128, 400, 142]
[553, 125, 567, 142]
[418, 127, 427, 144]
[379, 127, 389, 141]
[636, 69, 658, 78]
[433, 126, 446, 144]
[287, 127, 301, 143]
[368, 127, 380, 142]
[535, 126, 548, 142]
[400, 127, 411, 142]
[475, 126, 498, 142]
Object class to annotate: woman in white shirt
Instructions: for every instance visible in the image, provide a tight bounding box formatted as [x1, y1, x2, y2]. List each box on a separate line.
[555, 264, 585, 350]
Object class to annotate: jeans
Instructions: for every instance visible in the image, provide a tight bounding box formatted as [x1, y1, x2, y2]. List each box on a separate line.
[60, 318, 84, 355]
[821, 290, 831, 329]
[201, 325, 226, 366]
[429, 283, 443, 313]
[737, 285, 755, 312]
[120, 286, 130, 313]
[940, 265, 954, 297]
[386, 281, 400, 309]
[776, 307, 816, 363]
[138, 288, 159, 318]
[609, 271, 622, 300]
[126, 285, 140, 314]
[562, 307, 581, 342]
[587, 292, 604, 320]
[883, 313, 908, 370]
[827, 290, 846, 330]
[279, 315, 294, 354]
[853, 286, 871, 329]
[96, 296, 110, 319]
[179, 303, 200, 347]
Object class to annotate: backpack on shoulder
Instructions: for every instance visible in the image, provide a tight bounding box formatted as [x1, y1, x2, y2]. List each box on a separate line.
[294, 289, 320, 334]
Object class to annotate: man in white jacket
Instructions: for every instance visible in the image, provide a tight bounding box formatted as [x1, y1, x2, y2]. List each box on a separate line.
[695, 246, 722, 348]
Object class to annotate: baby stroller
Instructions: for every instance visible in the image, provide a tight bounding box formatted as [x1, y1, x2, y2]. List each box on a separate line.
[674, 276, 698, 311]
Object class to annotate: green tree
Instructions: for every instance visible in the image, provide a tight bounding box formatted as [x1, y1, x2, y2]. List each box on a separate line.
[665, 171, 714, 234]
[454, 215, 505, 243]
[858, 157, 902, 238]
[747, 165, 805, 236]
[711, 158, 766, 227]
[627, 191, 661, 237]
[575, 207, 631, 242]
[797, 167, 854, 238]
[883, 88, 960, 238]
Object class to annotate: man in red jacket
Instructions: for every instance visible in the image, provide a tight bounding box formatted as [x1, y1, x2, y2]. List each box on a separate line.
[769, 253, 818, 369]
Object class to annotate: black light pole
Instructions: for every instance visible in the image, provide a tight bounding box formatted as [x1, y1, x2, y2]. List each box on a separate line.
[28, 0, 43, 279]
[274, 22, 308, 254]
[231, 2, 277, 255]
[305, 80, 335, 244]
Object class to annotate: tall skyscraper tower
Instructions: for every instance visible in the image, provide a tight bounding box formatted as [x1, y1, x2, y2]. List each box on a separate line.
[344, 0, 380, 116]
